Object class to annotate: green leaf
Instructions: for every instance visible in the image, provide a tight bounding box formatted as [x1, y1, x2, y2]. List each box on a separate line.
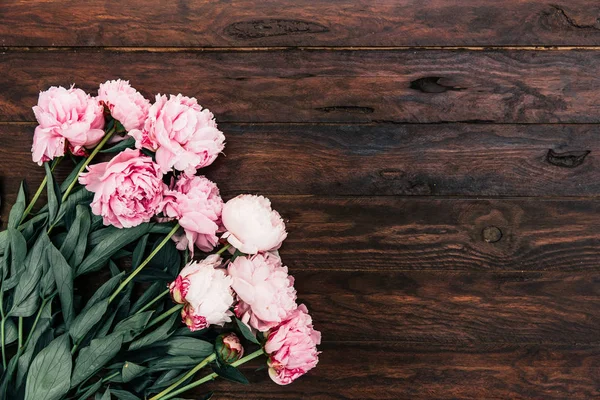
[133, 268, 176, 282]
[84, 272, 125, 311]
[128, 313, 178, 351]
[122, 361, 147, 383]
[60, 159, 85, 193]
[47, 241, 74, 327]
[113, 311, 153, 342]
[71, 332, 124, 388]
[235, 318, 260, 345]
[211, 363, 249, 385]
[60, 204, 90, 265]
[77, 223, 152, 276]
[16, 312, 52, 388]
[4, 319, 17, 345]
[100, 136, 136, 153]
[148, 237, 180, 273]
[8, 182, 26, 229]
[75, 380, 102, 400]
[148, 356, 198, 372]
[24, 334, 72, 400]
[110, 389, 140, 400]
[69, 300, 108, 344]
[56, 188, 94, 230]
[100, 388, 112, 400]
[150, 223, 178, 234]
[164, 337, 214, 358]
[44, 163, 61, 224]
[131, 234, 149, 270]
[3, 227, 28, 289]
[10, 230, 45, 317]
[146, 369, 187, 393]
[129, 281, 163, 315]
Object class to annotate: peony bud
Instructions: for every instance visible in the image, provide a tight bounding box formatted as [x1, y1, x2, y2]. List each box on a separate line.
[215, 333, 244, 364]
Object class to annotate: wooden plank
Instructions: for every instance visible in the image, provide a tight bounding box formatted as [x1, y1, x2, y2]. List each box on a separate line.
[207, 123, 600, 196]
[2, 50, 600, 123]
[5, 123, 600, 197]
[273, 196, 600, 272]
[204, 342, 600, 399]
[2, 1, 600, 47]
[291, 271, 600, 343]
[6, 123, 600, 197]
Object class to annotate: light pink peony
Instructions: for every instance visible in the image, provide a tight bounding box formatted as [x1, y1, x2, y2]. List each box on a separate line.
[78, 148, 164, 228]
[160, 174, 223, 254]
[221, 195, 287, 255]
[31, 85, 105, 165]
[97, 80, 150, 131]
[228, 252, 297, 332]
[128, 94, 225, 174]
[264, 304, 321, 385]
[169, 255, 234, 331]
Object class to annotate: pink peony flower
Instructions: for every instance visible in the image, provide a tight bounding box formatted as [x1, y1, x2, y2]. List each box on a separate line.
[78, 148, 164, 228]
[221, 195, 287, 255]
[31, 85, 105, 165]
[228, 252, 297, 332]
[128, 94, 225, 174]
[97, 80, 150, 131]
[264, 304, 321, 385]
[169, 255, 234, 331]
[160, 174, 223, 254]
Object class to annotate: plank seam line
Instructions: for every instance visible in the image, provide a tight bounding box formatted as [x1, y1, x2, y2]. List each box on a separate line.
[318, 340, 600, 345]
[4, 45, 600, 52]
[6, 121, 600, 127]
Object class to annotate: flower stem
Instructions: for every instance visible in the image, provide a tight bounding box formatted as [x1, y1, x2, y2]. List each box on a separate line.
[17, 317, 23, 349]
[136, 288, 170, 315]
[148, 353, 217, 400]
[145, 304, 183, 330]
[157, 349, 265, 400]
[22, 295, 54, 351]
[215, 243, 231, 256]
[20, 157, 63, 225]
[108, 223, 180, 304]
[61, 125, 116, 202]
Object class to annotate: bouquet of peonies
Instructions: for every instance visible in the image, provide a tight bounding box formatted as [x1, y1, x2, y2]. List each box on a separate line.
[0, 80, 320, 400]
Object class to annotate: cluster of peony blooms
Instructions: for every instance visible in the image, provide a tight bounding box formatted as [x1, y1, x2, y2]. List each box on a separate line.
[27, 79, 320, 398]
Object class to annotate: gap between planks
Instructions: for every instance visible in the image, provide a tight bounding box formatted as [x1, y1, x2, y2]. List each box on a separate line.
[5, 46, 600, 53]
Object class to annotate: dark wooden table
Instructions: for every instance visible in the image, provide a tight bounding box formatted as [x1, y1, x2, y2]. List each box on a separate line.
[2, 1, 600, 398]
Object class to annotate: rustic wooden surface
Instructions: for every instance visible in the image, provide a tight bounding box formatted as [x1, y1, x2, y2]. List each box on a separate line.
[2, 1, 600, 398]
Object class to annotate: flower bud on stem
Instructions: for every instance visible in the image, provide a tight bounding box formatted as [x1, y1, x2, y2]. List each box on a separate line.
[155, 349, 266, 400]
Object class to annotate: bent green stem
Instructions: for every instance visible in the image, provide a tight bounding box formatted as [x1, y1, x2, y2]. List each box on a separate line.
[136, 289, 170, 315]
[157, 349, 265, 400]
[145, 304, 183, 330]
[148, 353, 217, 400]
[61, 125, 116, 202]
[22, 295, 54, 351]
[215, 243, 231, 256]
[108, 223, 180, 304]
[20, 157, 63, 224]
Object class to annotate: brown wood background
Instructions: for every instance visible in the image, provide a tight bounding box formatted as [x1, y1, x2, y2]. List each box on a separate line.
[2, 1, 600, 398]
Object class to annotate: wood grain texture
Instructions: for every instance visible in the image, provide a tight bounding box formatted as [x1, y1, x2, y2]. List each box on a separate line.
[2, 50, 600, 123]
[293, 271, 600, 343]
[3, 2, 600, 397]
[6, 123, 600, 197]
[2, 1, 600, 47]
[207, 342, 600, 399]
[275, 196, 600, 272]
